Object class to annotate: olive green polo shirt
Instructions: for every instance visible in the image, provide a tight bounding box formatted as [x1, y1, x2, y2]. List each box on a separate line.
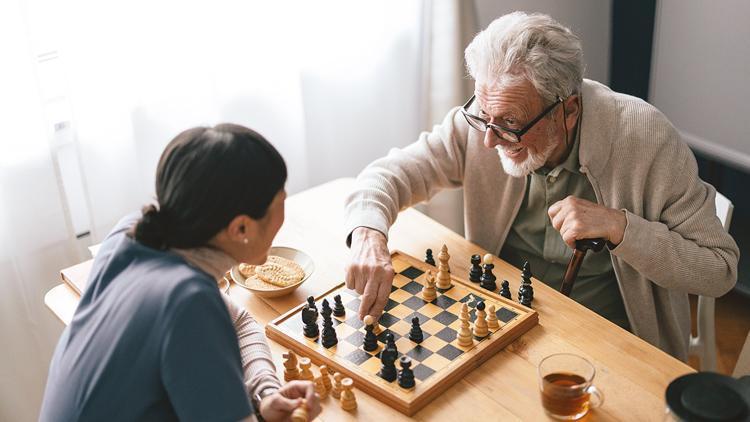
[499, 131, 630, 330]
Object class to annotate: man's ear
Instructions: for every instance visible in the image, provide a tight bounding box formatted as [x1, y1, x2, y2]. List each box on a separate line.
[563, 95, 581, 128]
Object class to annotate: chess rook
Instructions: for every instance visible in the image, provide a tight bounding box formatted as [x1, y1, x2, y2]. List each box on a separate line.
[298, 357, 314, 381]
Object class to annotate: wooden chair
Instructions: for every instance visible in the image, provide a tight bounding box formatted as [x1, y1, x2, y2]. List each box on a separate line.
[688, 191, 734, 371]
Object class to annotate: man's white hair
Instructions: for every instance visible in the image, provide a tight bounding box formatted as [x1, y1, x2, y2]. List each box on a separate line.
[465, 12, 584, 103]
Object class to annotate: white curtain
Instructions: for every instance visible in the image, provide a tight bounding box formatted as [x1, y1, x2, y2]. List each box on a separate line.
[1, 0, 431, 420]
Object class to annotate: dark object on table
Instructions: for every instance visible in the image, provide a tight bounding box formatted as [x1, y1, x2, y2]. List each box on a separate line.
[665, 372, 750, 421]
[560, 239, 606, 296]
[302, 306, 319, 338]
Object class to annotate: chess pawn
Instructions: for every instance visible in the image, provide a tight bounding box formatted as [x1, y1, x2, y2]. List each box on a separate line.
[331, 372, 343, 399]
[314, 374, 329, 399]
[283, 350, 300, 381]
[340, 377, 357, 411]
[397, 356, 416, 389]
[500, 280, 512, 299]
[291, 398, 308, 422]
[333, 294, 346, 317]
[436, 244, 453, 289]
[298, 357, 314, 381]
[421, 270, 437, 302]
[408, 316, 424, 343]
[319, 365, 333, 393]
[468, 254, 482, 283]
[479, 254, 497, 291]
[487, 304, 500, 330]
[363, 315, 379, 352]
[425, 248, 436, 266]
[473, 301, 489, 339]
[457, 303, 473, 347]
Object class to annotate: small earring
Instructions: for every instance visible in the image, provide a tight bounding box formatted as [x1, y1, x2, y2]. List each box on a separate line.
[243, 238, 249, 244]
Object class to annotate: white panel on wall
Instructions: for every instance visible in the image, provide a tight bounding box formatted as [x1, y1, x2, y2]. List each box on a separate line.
[650, 0, 750, 171]
[473, 0, 613, 85]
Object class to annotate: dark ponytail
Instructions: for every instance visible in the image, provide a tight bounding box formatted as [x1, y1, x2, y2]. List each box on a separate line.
[133, 123, 287, 250]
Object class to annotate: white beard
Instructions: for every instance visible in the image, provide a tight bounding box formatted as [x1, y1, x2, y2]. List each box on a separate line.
[496, 138, 557, 178]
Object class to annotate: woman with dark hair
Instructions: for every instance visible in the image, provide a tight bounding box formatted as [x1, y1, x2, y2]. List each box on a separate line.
[40, 124, 320, 422]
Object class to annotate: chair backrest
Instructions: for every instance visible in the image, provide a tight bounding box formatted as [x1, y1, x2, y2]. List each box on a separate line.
[715, 190, 734, 231]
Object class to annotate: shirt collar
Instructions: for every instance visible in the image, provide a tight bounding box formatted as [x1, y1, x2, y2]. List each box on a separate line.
[534, 107, 583, 178]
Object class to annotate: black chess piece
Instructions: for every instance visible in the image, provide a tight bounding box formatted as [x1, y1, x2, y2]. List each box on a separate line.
[500, 280, 512, 299]
[521, 261, 534, 301]
[306, 296, 318, 313]
[519, 289, 532, 307]
[378, 333, 398, 382]
[408, 317, 424, 343]
[333, 294, 346, 317]
[425, 248, 436, 266]
[468, 254, 482, 283]
[363, 320, 378, 352]
[321, 299, 338, 348]
[480, 262, 497, 291]
[301, 306, 319, 338]
[397, 356, 416, 389]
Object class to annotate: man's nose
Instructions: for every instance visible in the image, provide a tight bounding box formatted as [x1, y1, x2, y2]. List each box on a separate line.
[483, 130, 501, 149]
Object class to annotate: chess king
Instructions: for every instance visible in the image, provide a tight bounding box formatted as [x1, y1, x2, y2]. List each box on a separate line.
[343, 11, 738, 361]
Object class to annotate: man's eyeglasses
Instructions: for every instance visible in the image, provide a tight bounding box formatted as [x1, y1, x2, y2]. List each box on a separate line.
[460, 94, 563, 143]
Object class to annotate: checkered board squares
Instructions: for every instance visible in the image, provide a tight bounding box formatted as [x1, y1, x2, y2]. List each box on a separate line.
[266, 250, 538, 416]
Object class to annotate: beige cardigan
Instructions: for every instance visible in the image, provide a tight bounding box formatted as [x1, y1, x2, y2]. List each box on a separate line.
[344, 79, 739, 360]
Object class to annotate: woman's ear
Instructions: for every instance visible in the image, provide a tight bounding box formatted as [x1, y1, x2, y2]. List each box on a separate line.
[225, 214, 258, 244]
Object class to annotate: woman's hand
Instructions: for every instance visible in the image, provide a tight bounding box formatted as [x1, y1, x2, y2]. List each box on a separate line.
[258, 381, 320, 422]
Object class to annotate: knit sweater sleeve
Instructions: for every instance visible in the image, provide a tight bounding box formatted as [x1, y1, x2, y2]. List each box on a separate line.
[344, 106, 470, 243]
[609, 138, 739, 297]
[220, 293, 281, 397]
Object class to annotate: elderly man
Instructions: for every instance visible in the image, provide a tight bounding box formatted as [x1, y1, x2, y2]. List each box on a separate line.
[343, 12, 739, 360]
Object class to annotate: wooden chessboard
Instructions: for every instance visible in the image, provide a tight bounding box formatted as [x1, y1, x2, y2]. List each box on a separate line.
[265, 250, 538, 416]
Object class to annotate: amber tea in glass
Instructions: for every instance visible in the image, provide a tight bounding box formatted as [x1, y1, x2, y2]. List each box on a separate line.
[538, 353, 604, 420]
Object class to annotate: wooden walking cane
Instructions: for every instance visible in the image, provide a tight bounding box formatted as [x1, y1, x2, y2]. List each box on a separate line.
[560, 238, 606, 296]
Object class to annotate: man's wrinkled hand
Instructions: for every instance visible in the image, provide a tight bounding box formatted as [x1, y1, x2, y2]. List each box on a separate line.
[345, 227, 395, 320]
[548, 196, 626, 248]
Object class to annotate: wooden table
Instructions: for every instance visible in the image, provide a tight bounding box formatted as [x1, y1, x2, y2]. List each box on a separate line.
[45, 177, 694, 421]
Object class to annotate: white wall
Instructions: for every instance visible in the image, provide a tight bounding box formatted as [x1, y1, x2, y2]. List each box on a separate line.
[650, 0, 750, 171]
[474, 0, 612, 85]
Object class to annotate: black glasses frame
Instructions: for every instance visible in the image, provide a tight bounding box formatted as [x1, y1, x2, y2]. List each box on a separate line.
[460, 94, 563, 143]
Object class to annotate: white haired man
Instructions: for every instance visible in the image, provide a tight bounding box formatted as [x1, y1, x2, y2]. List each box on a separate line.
[343, 12, 738, 360]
